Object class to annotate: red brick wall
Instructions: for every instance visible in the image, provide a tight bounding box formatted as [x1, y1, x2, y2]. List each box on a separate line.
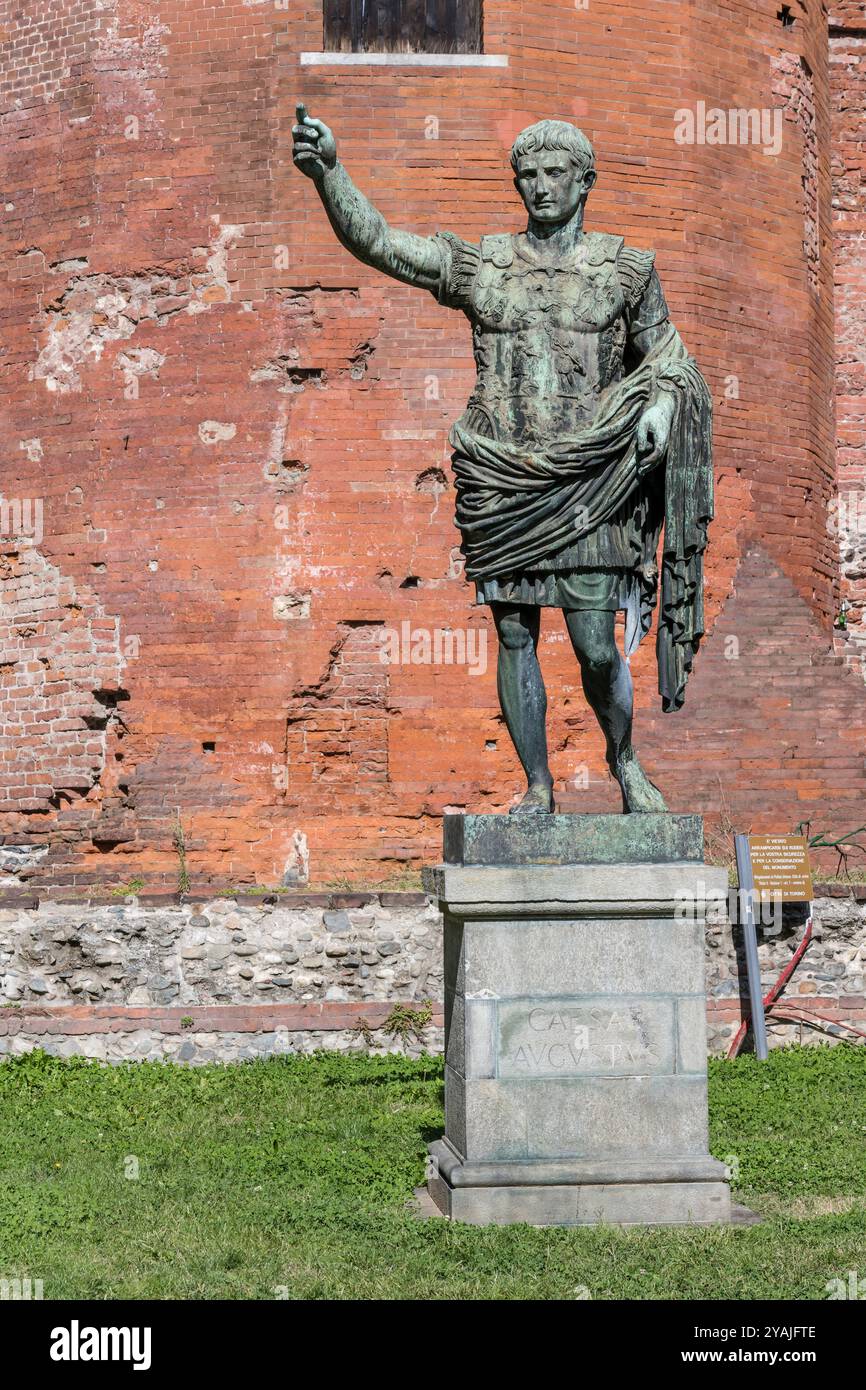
[831, 2, 866, 673]
[1, 0, 863, 888]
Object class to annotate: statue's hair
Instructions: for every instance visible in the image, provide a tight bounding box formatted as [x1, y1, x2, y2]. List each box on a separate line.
[510, 120, 596, 177]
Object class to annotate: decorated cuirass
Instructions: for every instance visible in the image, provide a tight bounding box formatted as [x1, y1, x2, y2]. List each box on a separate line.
[462, 231, 632, 447]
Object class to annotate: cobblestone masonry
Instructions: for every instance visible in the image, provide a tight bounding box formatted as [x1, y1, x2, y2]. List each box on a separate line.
[0, 890, 863, 1063]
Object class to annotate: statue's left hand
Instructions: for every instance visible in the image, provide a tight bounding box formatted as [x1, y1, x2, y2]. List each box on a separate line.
[635, 393, 676, 476]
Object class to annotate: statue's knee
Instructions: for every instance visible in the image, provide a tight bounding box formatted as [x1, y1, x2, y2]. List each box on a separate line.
[497, 614, 534, 652]
[581, 644, 618, 679]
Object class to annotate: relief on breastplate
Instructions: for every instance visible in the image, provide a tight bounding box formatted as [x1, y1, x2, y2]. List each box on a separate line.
[466, 232, 628, 444]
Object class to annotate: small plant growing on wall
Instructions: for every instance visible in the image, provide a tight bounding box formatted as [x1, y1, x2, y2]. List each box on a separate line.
[796, 821, 866, 878]
[353, 1002, 433, 1049]
[173, 811, 191, 896]
[382, 1001, 433, 1045]
[111, 877, 144, 898]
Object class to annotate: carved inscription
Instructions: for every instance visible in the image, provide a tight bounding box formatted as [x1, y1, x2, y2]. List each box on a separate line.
[497, 1000, 673, 1078]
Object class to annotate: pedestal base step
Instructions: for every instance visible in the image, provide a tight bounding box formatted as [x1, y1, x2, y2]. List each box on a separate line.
[428, 1173, 732, 1227]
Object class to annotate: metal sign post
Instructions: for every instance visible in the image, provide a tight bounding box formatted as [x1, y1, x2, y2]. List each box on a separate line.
[734, 833, 769, 1060]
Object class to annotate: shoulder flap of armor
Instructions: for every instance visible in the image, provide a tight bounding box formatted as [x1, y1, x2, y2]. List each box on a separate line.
[584, 232, 625, 265]
[615, 243, 657, 307]
[480, 233, 515, 268]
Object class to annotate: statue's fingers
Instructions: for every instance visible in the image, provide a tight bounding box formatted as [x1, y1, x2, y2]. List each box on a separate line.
[292, 124, 320, 141]
[302, 116, 329, 135]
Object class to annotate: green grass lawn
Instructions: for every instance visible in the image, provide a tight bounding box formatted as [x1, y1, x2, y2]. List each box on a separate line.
[0, 1044, 864, 1300]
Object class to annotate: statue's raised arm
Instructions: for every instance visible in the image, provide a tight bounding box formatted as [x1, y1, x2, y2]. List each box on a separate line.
[293, 105, 442, 293]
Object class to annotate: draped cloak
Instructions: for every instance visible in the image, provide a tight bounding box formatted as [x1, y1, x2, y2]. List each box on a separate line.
[448, 325, 713, 712]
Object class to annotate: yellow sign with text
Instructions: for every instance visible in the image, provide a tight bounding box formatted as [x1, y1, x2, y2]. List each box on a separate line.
[747, 835, 813, 902]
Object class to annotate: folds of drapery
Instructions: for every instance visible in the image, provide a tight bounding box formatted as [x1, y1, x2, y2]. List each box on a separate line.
[449, 326, 713, 711]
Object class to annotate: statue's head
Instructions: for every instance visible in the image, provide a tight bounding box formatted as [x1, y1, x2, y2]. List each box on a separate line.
[510, 120, 596, 225]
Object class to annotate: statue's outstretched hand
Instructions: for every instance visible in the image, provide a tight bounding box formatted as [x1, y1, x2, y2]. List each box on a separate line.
[293, 104, 337, 180]
[635, 393, 676, 476]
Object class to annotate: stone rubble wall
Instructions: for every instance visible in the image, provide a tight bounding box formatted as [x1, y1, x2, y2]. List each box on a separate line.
[704, 893, 866, 1051]
[0, 890, 864, 1063]
[0, 1023, 445, 1067]
[0, 893, 442, 1008]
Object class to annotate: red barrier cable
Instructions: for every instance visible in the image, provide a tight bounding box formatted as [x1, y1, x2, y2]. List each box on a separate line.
[727, 912, 814, 1060]
[769, 1007, 866, 1042]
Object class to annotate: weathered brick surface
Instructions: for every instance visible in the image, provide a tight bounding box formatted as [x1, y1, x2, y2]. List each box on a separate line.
[0, 546, 125, 816]
[0, 1000, 446, 1035]
[0, 2, 863, 889]
[636, 545, 866, 836]
[830, 3, 866, 670]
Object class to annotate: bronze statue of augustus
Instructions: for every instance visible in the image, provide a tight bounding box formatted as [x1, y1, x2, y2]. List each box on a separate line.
[293, 107, 713, 815]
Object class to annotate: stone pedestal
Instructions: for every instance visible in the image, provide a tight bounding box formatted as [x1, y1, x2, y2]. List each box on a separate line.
[421, 813, 731, 1227]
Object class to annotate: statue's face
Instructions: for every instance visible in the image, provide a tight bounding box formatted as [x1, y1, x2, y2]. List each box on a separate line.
[513, 150, 595, 224]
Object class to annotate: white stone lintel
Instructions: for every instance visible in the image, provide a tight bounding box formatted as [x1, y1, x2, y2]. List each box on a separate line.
[300, 52, 509, 68]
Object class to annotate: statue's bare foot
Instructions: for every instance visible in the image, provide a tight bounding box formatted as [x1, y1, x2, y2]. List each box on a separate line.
[610, 748, 667, 814]
[509, 782, 554, 816]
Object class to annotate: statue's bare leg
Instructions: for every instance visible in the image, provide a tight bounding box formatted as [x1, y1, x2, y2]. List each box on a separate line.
[491, 603, 554, 814]
[563, 609, 667, 813]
